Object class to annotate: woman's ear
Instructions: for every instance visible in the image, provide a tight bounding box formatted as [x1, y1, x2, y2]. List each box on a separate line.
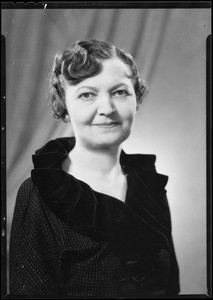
[64, 114, 71, 124]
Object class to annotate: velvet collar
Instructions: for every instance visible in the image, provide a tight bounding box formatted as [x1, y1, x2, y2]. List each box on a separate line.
[31, 137, 170, 253]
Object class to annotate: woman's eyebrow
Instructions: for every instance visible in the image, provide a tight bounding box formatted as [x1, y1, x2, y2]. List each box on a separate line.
[75, 86, 99, 94]
[110, 83, 132, 90]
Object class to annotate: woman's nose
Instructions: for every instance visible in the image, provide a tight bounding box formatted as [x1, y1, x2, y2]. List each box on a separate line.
[97, 94, 115, 116]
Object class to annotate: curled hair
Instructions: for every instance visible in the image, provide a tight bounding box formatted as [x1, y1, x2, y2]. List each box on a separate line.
[48, 39, 149, 122]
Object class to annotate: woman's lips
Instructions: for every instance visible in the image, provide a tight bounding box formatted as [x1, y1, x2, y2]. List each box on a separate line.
[92, 122, 119, 128]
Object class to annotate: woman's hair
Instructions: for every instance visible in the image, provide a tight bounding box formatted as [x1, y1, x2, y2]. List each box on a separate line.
[49, 39, 149, 122]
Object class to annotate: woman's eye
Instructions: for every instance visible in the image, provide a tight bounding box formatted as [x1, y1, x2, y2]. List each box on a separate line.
[114, 90, 129, 96]
[79, 92, 95, 100]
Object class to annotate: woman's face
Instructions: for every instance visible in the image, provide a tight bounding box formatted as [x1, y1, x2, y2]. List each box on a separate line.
[64, 57, 137, 149]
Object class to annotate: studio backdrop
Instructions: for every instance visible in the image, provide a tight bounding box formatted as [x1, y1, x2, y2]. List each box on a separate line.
[2, 7, 210, 295]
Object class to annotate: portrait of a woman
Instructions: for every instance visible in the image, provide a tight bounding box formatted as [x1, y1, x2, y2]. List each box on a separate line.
[9, 39, 180, 297]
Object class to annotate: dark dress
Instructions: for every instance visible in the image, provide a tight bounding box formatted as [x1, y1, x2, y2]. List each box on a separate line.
[9, 137, 180, 297]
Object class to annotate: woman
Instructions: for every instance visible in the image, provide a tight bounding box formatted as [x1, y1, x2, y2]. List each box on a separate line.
[9, 39, 180, 297]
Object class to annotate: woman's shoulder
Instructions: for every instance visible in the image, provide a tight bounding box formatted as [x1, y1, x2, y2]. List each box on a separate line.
[18, 176, 34, 189]
[14, 177, 40, 213]
[17, 176, 38, 199]
[12, 177, 42, 235]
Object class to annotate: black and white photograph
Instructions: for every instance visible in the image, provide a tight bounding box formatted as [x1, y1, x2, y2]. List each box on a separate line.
[1, 2, 211, 298]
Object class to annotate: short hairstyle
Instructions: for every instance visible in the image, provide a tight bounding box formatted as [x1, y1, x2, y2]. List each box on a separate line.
[48, 39, 149, 122]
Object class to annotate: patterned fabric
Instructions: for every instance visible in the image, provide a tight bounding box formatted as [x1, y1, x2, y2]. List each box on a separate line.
[9, 137, 180, 297]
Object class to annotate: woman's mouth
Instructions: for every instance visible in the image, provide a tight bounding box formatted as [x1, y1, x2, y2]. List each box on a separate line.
[92, 122, 119, 128]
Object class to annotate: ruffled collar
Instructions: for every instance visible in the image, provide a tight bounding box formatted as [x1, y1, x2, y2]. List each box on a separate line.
[31, 137, 170, 253]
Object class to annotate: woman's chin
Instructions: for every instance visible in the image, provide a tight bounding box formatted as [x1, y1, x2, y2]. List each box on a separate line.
[86, 134, 130, 149]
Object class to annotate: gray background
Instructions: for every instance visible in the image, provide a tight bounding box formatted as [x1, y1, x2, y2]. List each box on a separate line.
[2, 7, 211, 294]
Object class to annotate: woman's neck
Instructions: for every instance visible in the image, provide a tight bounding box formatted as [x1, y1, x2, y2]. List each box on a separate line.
[65, 142, 124, 182]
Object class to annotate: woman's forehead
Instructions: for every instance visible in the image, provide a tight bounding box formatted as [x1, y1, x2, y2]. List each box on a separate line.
[101, 57, 131, 76]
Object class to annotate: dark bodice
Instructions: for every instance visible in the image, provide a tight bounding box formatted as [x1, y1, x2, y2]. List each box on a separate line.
[9, 137, 180, 297]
